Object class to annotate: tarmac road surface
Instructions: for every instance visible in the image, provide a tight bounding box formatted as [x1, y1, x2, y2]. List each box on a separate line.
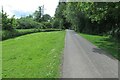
[62, 30, 118, 78]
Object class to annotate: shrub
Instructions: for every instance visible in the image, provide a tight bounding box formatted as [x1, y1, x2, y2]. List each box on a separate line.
[2, 30, 19, 40]
[2, 29, 61, 40]
[16, 18, 43, 29]
[42, 22, 52, 29]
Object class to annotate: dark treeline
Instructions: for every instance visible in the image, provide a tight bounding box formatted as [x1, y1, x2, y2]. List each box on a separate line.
[54, 2, 120, 41]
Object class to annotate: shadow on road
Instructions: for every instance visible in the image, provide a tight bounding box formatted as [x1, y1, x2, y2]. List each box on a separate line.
[92, 48, 117, 60]
[92, 37, 120, 60]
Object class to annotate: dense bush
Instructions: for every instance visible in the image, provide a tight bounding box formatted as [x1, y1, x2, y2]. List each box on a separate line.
[42, 22, 52, 29]
[16, 18, 43, 29]
[2, 29, 61, 40]
[16, 17, 52, 29]
[2, 10, 17, 31]
[2, 29, 39, 40]
[2, 30, 19, 40]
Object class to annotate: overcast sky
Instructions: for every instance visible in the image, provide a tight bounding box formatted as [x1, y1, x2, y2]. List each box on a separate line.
[0, 0, 59, 18]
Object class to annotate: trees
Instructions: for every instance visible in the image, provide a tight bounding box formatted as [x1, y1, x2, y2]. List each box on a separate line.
[32, 7, 52, 29]
[2, 7, 17, 31]
[54, 2, 120, 40]
[65, 3, 87, 32]
[54, 2, 70, 29]
[34, 6, 42, 22]
[16, 16, 43, 29]
[0, 12, 2, 28]
[52, 18, 60, 29]
[41, 14, 51, 22]
[79, 2, 120, 38]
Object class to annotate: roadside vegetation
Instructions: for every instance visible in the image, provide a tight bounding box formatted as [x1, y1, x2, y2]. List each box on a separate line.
[2, 31, 65, 78]
[1, 6, 64, 78]
[54, 2, 120, 60]
[1, 6, 58, 41]
[54, 2, 120, 41]
[80, 33, 120, 60]
[1, 2, 120, 78]
[2, 29, 61, 40]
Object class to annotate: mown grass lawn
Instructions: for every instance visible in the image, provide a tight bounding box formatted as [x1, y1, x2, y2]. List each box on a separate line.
[80, 33, 120, 60]
[2, 31, 65, 78]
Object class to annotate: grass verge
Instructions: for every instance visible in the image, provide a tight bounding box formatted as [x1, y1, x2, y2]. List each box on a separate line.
[80, 33, 120, 60]
[2, 31, 65, 78]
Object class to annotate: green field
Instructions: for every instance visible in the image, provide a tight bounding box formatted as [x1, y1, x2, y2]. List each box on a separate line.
[2, 31, 65, 78]
[80, 33, 120, 60]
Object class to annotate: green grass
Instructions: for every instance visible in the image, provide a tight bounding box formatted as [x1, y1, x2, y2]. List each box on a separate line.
[80, 33, 120, 60]
[2, 31, 65, 78]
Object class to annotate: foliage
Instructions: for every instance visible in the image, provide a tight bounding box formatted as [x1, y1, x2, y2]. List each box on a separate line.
[54, 2, 70, 29]
[42, 22, 52, 29]
[2, 29, 61, 40]
[34, 6, 42, 22]
[2, 31, 65, 78]
[52, 18, 59, 29]
[41, 14, 51, 22]
[54, 2, 120, 40]
[65, 2, 87, 32]
[2, 8, 17, 31]
[0, 12, 2, 27]
[2, 29, 38, 40]
[16, 17, 42, 29]
[1, 6, 57, 41]
[16, 12, 52, 29]
[80, 33, 120, 60]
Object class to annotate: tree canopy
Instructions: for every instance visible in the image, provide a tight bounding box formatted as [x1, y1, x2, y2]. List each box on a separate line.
[54, 2, 120, 40]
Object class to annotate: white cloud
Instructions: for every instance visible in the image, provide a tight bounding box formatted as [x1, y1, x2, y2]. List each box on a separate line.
[0, 0, 59, 18]
[43, 0, 59, 17]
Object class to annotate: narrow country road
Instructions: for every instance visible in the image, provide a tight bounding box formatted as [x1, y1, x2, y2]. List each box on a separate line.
[62, 30, 118, 78]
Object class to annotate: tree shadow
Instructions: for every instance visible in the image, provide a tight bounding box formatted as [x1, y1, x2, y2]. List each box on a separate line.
[92, 48, 117, 60]
[93, 37, 120, 60]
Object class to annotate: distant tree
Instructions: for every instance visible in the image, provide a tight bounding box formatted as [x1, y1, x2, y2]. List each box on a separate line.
[26, 14, 33, 19]
[2, 7, 15, 31]
[11, 15, 18, 28]
[0, 12, 2, 27]
[34, 6, 42, 22]
[41, 14, 51, 22]
[16, 16, 44, 29]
